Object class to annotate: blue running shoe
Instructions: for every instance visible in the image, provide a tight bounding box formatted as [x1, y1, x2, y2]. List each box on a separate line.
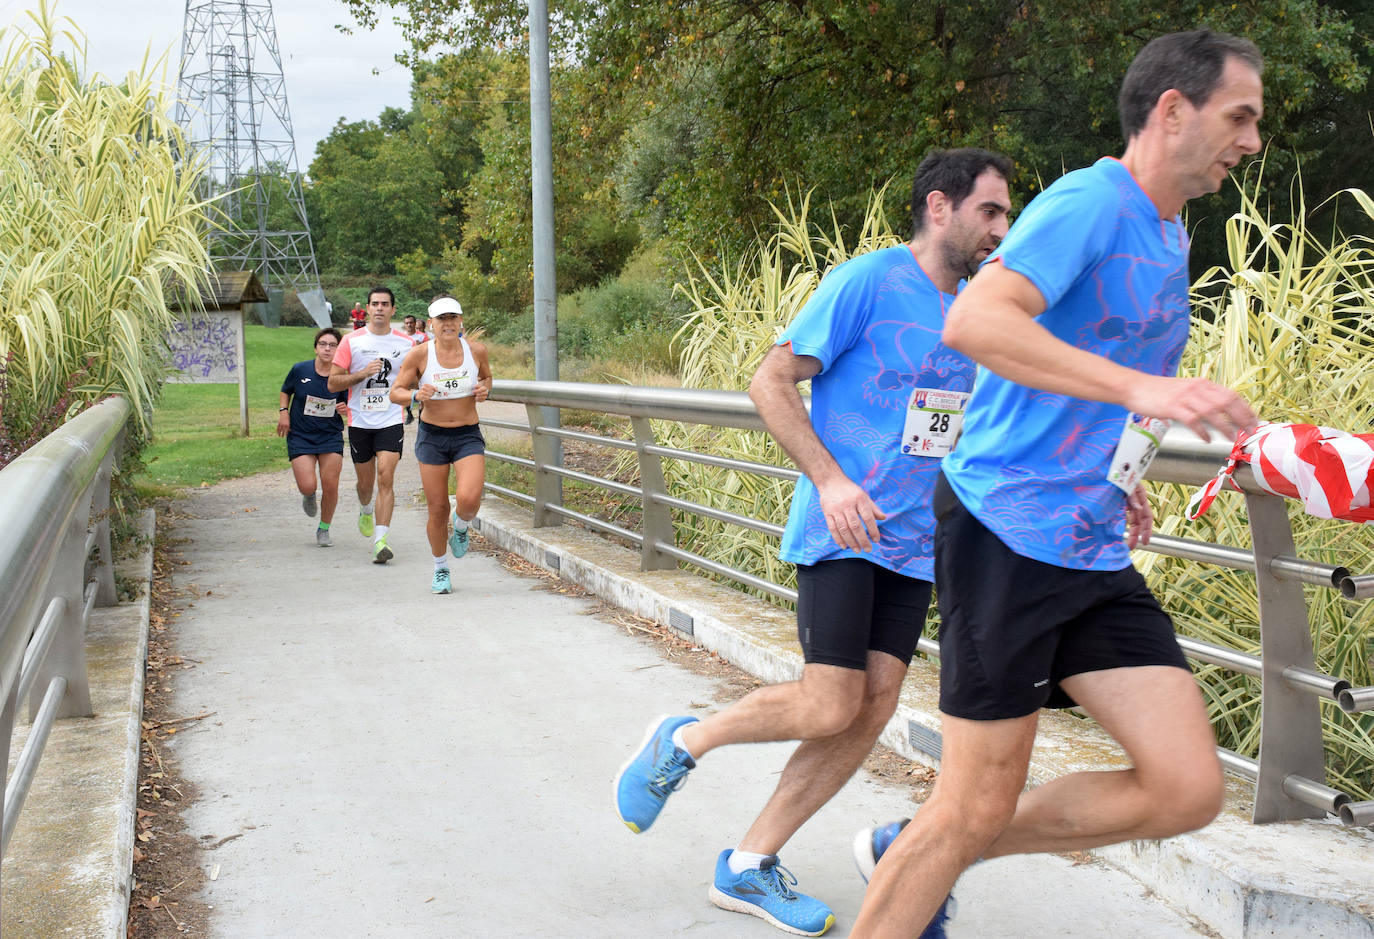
[918, 896, 953, 939]
[708, 850, 835, 937]
[853, 818, 955, 938]
[852, 817, 909, 882]
[432, 567, 452, 594]
[613, 715, 698, 833]
[449, 514, 469, 558]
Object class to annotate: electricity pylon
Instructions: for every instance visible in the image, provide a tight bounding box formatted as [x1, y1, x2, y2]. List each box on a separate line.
[175, 0, 329, 326]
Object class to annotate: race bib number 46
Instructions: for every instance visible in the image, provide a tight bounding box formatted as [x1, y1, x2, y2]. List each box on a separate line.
[431, 368, 475, 400]
[902, 388, 968, 458]
[1107, 414, 1171, 493]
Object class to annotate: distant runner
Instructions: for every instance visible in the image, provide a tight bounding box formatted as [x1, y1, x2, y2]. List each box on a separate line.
[401, 314, 429, 425]
[277, 328, 349, 547]
[329, 286, 413, 564]
[391, 294, 491, 594]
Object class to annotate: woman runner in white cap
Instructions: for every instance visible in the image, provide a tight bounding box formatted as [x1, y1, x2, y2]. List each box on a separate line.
[390, 294, 492, 594]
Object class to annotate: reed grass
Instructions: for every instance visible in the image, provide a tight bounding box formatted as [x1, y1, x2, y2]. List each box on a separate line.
[671, 174, 1374, 799]
[0, 2, 212, 441]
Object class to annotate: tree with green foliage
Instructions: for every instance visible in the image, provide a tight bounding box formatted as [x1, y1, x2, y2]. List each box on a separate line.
[306, 111, 446, 276]
[341, 0, 1369, 272]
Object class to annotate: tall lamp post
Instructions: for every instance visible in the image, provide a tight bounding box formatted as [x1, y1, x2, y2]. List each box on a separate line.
[529, 0, 563, 516]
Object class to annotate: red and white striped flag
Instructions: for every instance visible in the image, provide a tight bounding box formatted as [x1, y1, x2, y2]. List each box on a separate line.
[1188, 422, 1374, 523]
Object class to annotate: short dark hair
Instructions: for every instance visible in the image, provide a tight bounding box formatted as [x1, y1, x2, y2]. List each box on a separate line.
[1118, 30, 1263, 141]
[910, 148, 1014, 237]
[367, 285, 395, 305]
[403, 314, 416, 322]
[314, 327, 341, 345]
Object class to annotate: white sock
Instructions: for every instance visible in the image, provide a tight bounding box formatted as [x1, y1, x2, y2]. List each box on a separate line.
[728, 850, 769, 875]
[453, 515, 470, 531]
[433, 555, 449, 570]
[360, 502, 374, 515]
[374, 525, 388, 542]
[670, 725, 696, 759]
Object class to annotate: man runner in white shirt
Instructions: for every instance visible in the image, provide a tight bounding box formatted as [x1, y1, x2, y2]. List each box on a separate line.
[328, 285, 415, 563]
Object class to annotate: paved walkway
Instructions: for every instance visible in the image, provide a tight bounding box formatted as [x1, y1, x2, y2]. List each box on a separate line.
[160, 417, 1208, 937]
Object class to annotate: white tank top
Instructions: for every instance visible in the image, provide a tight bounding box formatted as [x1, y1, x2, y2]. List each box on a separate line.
[422, 336, 477, 399]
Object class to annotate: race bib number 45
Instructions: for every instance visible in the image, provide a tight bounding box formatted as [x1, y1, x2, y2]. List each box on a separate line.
[902, 388, 968, 458]
[302, 394, 338, 418]
[1107, 414, 1171, 493]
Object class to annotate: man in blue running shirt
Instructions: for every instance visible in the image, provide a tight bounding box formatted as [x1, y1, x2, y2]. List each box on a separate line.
[851, 30, 1263, 937]
[614, 149, 1012, 936]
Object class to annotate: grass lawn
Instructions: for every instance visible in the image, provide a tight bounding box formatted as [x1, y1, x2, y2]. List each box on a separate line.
[136, 322, 665, 495]
[139, 325, 324, 493]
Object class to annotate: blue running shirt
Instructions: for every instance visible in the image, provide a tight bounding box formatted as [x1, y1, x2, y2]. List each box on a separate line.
[942, 157, 1190, 571]
[777, 243, 974, 581]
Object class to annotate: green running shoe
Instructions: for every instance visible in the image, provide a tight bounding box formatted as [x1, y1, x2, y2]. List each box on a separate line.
[358, 511, 374, 537]
[372, 535, 393, 564]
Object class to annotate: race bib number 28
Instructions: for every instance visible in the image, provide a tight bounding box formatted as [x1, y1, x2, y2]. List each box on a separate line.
[901, 388, 968, 458]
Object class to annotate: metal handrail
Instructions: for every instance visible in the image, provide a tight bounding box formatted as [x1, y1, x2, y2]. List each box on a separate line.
[484, 380, 1373, 828]
[1, 397, 130, 857]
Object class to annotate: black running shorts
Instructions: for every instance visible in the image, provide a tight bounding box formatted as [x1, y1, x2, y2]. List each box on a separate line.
[795, 558, 933, 671]
[415, 420, 485, 466]
[932, 473, 1189, 721]
[348, 423, 405, 464]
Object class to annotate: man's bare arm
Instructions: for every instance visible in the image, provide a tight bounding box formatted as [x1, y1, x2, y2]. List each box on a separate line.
[749, 344, 885, 551]
[944, 263, 1257, 440]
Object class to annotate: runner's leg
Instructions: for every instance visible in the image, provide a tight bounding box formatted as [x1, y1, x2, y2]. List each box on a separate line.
[852, 712, 1037, 937]
[737, 651, 907, 855]
[374, 450, 401, 527]
[982, 664, 1222, 857]
[452, 452, 485, 523]
[681, 663, 867, 760]
[289, 454, 318, 496]
[318, 452, 342, 524]
[419, 461, 451, 557]
[354, 457, 376, 508]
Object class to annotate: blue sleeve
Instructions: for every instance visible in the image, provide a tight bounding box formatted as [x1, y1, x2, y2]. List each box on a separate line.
[281, 362, 298, 396]
[990, 173, 1119, 310]
[777, 256, 876, 372]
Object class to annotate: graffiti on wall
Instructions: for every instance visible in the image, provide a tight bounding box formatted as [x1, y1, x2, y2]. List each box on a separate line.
[166, 313, 242, 383]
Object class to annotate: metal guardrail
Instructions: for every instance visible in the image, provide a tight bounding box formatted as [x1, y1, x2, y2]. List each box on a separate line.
[485, 379, 1374, 828]
[0, 397, 130, 858]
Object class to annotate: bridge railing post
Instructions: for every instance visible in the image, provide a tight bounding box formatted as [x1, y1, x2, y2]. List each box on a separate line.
[526, 403, 563, 528]
[1246, 491, 1330, 822]
[632, 416, 676, 571]
[90, 438, 121, 606]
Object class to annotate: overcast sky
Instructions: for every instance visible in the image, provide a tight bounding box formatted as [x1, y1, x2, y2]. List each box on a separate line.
[3, 0, 419, 170]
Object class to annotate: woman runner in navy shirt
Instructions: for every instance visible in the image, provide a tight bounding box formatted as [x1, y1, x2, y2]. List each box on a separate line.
[277, 328, 350, 546]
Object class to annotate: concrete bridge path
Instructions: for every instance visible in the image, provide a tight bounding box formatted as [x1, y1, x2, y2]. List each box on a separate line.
[161, 415, 1208, 938]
